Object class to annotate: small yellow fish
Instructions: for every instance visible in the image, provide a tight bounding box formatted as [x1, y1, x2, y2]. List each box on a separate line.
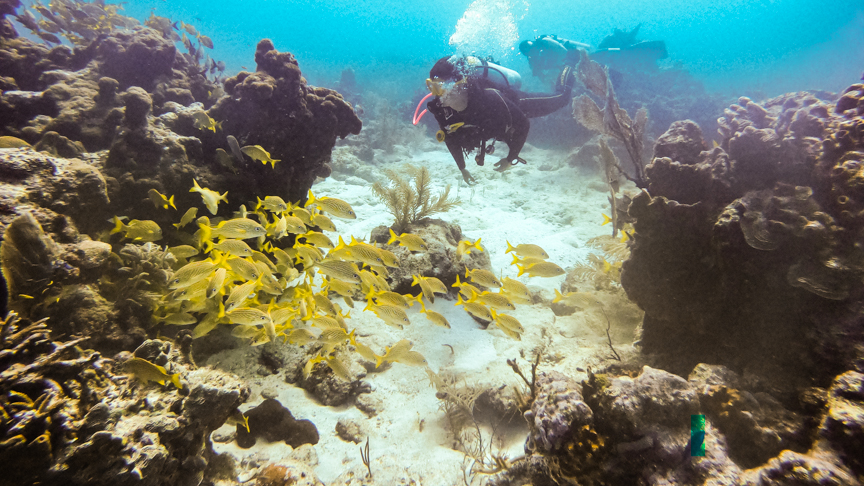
[364, 302, 411, 328]
[367, 289, 411, 308]
[211, 218, 267, 240]
[199, 34, 214, 49]
[465, 268, 502, 288]
[288, 328, 316, 346]
[326, 356, 354, 381]
[489, 309, 524, 334]
[168, 245, 199, 259]
[210, 239, 254, 258]
[511, 254, 547, 267]
[552, 289, 594, 307]
[452, 275, 482, 299]
[308, 191, 356, 219]
[110, 216, 163, 242]
[169, 261, 216, 289]
[147, 188, 176, 210]
[241, 145, 280, 168]
[174, 207, 198, 229]
[387, 229, 428, 252]
[192, 111, 222, 132]
[343, 243, 385, 267]
[291, 207, 314, 225]
[377, 248, 400, 268]
[323, 277, 359, 297]
[124, 357, 182, 389]
[517, 261, 565, 278]
[192, 314, 221, 338]
[421, 308, 451, 329]
[256, 195, 288, 213]
[313, 292, 338, 316]
[455, 294, 492, 321]
[353, 339, 379, 362]
[412, 274, 436, 304]
[501, 277, 531, 304]
[158, 311, 198, 325]
[299, 232, 334, 249]
[312, 213, 337, 232]
[375, 339, 427, 368]
[457, 238, 483, 256]
[282, 215, 307, 234]
[601, 213, 613, 226]
[471, 290, 515, 311]
[314, 260, 361, 283]
[505, 241, 549, 259]
[206, 267, 227, 299]
[226, 258, 261, 282]
[226, 307, 272, 327]
[190, 179, 228, 215]
[215, 148, 238, 174]
[0, 136, 31, 148]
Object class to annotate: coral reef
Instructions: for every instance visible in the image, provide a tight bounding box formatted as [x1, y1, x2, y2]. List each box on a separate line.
[369, 218, 492, 296]
[621, 88, 864, 393]
[0, 314, 249, 486]
[206, 39, 361, 205]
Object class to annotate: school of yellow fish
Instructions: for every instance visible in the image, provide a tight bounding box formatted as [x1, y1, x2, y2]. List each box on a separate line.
[109, 180, 570, 384]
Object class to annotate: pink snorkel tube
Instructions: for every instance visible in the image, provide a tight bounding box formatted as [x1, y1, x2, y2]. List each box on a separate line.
[412, 93, 434, 125]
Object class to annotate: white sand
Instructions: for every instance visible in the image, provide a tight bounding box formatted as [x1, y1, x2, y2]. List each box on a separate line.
[210, 137, 642, 485]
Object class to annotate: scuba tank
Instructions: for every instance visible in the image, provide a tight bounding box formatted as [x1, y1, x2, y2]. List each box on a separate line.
[464, 56, 522, 91]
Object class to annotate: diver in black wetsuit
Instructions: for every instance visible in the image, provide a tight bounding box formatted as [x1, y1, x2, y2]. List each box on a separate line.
[425, 56, 575, 185]
[519, 35, 591, 77]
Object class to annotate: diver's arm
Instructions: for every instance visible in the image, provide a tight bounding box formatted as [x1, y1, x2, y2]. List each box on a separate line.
[444, 137, 467, 171]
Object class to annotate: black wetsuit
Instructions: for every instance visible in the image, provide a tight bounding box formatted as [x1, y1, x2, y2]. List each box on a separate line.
[427, 75, 573, 171]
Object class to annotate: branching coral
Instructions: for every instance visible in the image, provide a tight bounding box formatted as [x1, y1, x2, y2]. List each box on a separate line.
[572, 49, 649, 188]
[372, 163, 461, 233]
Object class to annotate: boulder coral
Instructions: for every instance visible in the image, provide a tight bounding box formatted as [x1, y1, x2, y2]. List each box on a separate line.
[620, 88, 864, 394]
[207, 39, 362, 204]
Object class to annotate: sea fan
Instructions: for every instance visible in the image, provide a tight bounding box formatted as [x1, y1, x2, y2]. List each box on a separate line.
[372, 164, 461, 233]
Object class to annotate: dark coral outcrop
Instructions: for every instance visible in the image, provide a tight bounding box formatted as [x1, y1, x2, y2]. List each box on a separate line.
[621, 88, 864, 395]
[206, 39, 361, 204]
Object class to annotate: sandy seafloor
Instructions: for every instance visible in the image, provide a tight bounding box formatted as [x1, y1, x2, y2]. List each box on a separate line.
[208, 135, 643, 485]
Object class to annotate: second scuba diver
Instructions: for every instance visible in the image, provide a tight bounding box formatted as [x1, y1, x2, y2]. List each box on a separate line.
[424, 56, 575, 185]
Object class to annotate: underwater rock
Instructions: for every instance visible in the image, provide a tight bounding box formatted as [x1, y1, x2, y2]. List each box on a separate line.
[93, 27, 177, 92]
[369, 218, 492, 296]
[820, 370, 864, 477]
[737, 450, 860, 486]
[0, 211, 61, 297]
[235, 398, 319, 449]
[299, 348, 371, 407]
[0, 317, 247, 486]
[208, 39, 361, 204]
[335, 418, 364, 443]
[123, 86, 153, 128]
[623, 87, 864, 393]
[524, 371, 593, 453]
[253, 462, 325, 486]
[33, 130, 85, 158]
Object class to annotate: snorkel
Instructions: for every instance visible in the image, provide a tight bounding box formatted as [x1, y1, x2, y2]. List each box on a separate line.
[412, 93, 434, 125]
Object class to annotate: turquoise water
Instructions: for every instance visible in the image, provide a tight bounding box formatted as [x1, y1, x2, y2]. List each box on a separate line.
[112, 0, 864, 99]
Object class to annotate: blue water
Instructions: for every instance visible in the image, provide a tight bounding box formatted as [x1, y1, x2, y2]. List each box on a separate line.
[113, 0, 864, 100]
[17, 0, 864, 99]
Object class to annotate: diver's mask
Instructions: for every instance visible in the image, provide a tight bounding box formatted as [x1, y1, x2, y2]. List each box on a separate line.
[427, 77, 468, 111]
[426, 77, 466, 97]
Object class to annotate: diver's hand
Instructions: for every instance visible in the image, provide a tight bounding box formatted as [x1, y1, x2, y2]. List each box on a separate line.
[460, 169, 476, 186]
[493, 157, 513, 172]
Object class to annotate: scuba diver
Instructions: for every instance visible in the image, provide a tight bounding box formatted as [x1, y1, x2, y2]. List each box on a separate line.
[519, 34, 591, 77]
[421, 55, 575, 185]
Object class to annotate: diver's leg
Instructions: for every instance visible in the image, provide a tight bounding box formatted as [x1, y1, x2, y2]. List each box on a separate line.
[517, 66, 575, 118]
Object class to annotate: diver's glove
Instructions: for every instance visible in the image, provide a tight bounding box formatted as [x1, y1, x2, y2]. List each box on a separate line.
[460, 168, 477, 186]
[493, 156, 527, 172]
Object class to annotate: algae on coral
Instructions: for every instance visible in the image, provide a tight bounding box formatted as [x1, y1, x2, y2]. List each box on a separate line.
[372, 163, 460, 234]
